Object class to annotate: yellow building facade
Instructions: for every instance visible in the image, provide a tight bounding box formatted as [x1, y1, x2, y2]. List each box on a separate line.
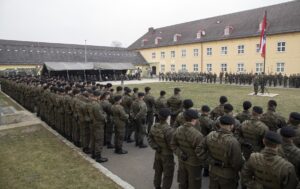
[138, 32, 300, 75]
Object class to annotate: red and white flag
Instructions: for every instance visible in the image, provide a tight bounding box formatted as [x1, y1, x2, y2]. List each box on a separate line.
[259, 11, 267, 58]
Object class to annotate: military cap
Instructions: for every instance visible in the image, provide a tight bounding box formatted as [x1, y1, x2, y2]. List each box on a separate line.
[224, 103, 234, 112]
[183, 99, 194, 109]
[124, 87, 132, 93]
[159, 108, 171, 118]
[184, 109, 199, 119]
[174, 88, 181, 92]
[201, 105, 210, 112]
[290, 112, 300, 121]
[280, 127, 296, 138]
[106, 83, 112, 88]
[93, 91, 101, 96]
[219, 115, 235, 125]
[145, 87, 151, 92]
[243, 101, 252, 110]
[264, 131, 282, 144]
[160, 90, 166, 96]
[268, 100, 277, 107]
[114, 95, 122, 102]
[116, 86, 123, 91]
[138, 92, 145, 97]
[219, 96, 228, 104]
[253, 106, 263, 114]
[133, 87, 139, 92]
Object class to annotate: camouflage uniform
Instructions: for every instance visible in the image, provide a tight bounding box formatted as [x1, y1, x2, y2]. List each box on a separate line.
[260, 109, 287, 131]
[235, 110, 251, 124]
[148, 121, 175, 189]
[100, 99, 113, 146]
[199, 114, 214, 136]
[167, 94, 183, 127]
[155, 96, 168, 122]
[242, 147, 298, 189]
[171, 122, 204, 189]
[210, 104, 225, 120]
[64, 94, 73, 140]
[121, 93, 134, 141]
[144, 92, 156, 132]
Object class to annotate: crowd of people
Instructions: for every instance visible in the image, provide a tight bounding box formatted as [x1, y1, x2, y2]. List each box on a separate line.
[159, 72, 300, 88]
[1, 75, 300, 189]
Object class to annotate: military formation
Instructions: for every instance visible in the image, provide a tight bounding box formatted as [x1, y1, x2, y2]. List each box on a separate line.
[159, 72, 300, 88]
[1, 75, 300, 189]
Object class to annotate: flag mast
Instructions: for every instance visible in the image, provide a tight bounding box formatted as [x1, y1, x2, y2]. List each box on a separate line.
[260, 11, 267, 73]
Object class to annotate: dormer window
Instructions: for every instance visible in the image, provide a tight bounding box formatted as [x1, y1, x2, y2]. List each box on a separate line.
[224, 26, 233, 36]
[173, 34, 182, 42]
[141, 39, 148, 47]
[155, 37, 162, 45]
[196, 30, 206, 39]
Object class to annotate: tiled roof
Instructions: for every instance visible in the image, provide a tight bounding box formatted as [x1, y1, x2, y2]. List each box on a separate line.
[0, 39, 147, 65]
[128, 1, 300, 50]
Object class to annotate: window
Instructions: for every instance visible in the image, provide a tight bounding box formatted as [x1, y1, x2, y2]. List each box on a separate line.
[193, 64, 199, 72]
[277, 62, 284, 73]
[238, 45, 244, 54]
[161, 64, 165, 72]
[221, 63, 227, 72]
[181, 64, 187, 72]
[221, 46, 227, 55]
[224, 26, 233, 36]
[207, 64, 212, 72]
[256, 44, 260, 53]
[256, 63, 263, 73]
[161, 51, 165, 59]
[151, 52, 156, 59]
[237, 63, 244, 72]
[171, 51, 175, 58]
[171, 64, 176, 72]
[181, 49, 186, 57]
[207, 48, 212, 56]
[193, 49, 199, 56]
[277, 42, 286, 52]
[196, 32, 201, 39]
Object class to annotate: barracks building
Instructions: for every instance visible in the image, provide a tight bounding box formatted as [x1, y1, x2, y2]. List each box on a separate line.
[0, 1, 300, 76]
[128, 1, 300, 75]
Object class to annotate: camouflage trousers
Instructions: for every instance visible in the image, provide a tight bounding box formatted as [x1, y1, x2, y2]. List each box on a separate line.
[64, 113, 73, 140]
[105, 118, 114, 145]
[90, 121, 105, 156]
[209, 173, 238, 189]
[133, 118, 147, 146]
[153, 153, 175, 189]
[114, 120, 126, 149]
[72, 117, 80, 144]
[80, 121, 90, 149]
[178, 162, 202, 189]
[125, 119, 134, 141]
[147, 111, 154, 133]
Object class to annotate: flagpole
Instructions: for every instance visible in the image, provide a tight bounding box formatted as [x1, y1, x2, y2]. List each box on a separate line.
[263, 11, 267, 73]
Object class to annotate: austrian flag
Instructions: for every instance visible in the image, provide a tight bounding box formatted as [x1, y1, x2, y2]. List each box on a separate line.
[259, 12, 267, 58]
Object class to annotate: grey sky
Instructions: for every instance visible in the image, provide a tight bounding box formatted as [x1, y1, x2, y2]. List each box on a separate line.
[0, 0, 292, 47]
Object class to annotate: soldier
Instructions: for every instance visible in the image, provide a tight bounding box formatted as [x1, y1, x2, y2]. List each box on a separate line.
[196, 115, 243, 189]
[167, 88, 183, 127]
[63, 86, 73, 141]
[241, 131, 298, 189]
[144, 87, 156, 133]
[130, 92, 148, 148]
[286, 112, 300, 148]
[253, 73, 259, 95]
[238, 106, 269, 160]
[260, 100, 287, 131]
[89, 91, 108, 163]
[112, 95, 129, 154]
[100, 92, 114, 149]
[154, 90, 168, 122]
[174, 99, 194, 128]
[122, 87, 134, 143]
[235, 101, 252, 123]
[148, 108, 175, 189]
[259, 72, 266, 94]
[278, 127, 300, 179]
[132, 87, 139, 101]
[210, 96, 228, 120]
[171, 109, 204, 189]
[283, 74, 288, 87]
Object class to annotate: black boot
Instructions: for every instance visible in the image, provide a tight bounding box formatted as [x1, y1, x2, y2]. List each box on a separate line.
[106, 143, 115, 149]
[95, 155, 108, 163]
[139, 144, 148, 148]
[115, 148, 128, 154]
[203, 168, 209, 177]
[83, 147, 91, 154]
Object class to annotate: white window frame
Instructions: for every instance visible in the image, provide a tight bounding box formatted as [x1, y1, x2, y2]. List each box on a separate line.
[193, 64, 199, 72]
[237, 63, 244, 73]
[171, 51, 175, 58]
[161, 64, 165, 72]
[193, 49, 199, 56]
[277, 42, 286, 52]
[181, 64, 187, 72]
[256, 63, 263, 73]
[221, 46, 227, 55]
[207, 64, 212, 72]
[151, 52, 156, 59]
[181, 49, 186, 57]
[161, 51, 165, 59]
[256, 44, 260, 53]
[171, 64, 176, 72]
[221, 63, 227, 72]
[237, 45, 244, 54]
[276, 62, 285, 73]
[207, 48, 212, 56]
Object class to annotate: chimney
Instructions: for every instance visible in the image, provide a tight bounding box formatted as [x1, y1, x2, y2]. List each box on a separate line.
[148, 27, 155, 34]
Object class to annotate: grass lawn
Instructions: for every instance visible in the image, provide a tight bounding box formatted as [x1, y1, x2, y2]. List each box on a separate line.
[125, 82, 300, 118]
[0, 124, 121, 189]
[0, 91, 23, 111]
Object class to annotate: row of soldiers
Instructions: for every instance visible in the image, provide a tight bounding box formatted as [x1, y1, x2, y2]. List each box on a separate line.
[1, 76, 300, 188]
[159, 71, 300, 88]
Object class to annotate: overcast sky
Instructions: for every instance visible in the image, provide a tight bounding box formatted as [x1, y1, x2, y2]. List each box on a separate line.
[0, 0, 292, 47]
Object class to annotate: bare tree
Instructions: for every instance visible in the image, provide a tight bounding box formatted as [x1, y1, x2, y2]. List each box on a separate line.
[111, 41, 123, 47]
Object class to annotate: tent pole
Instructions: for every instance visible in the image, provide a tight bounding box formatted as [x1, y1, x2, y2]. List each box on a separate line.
[49, 70, 51, 77]
[113, 70, 116, 81]
[84, 69, 87, 82]
[98, 69, 102, 81]
[67, 70, 70, 80]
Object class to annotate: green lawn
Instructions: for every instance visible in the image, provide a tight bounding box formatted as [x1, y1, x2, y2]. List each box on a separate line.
[0, 91, 23, 111]
[0, 124, 121, 189]
[125, 82, 300, 118]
